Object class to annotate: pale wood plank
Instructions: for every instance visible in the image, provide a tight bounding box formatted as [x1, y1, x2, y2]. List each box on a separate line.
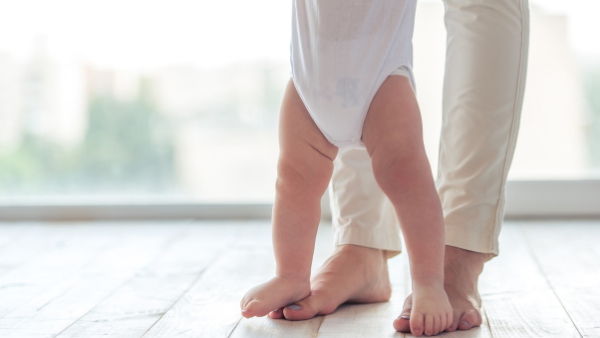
[0, 223, 29, 249]
[144, 222, 333, 338]
[0, 223, 93, 276]
[141, 222, 274, 338]
[0, 221, 189, 337]
[229, 223, 334, 338]
[0, 220, 594, 337]
[0, 222, 134, 320]
[57, 222, 242, 338]
[231, 315, 325, 338]
[479, 222, 580, 338]
[521, 220, 600, 338]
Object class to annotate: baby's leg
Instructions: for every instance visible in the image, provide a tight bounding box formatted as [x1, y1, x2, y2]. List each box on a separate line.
[362, 76, 452, 336]
[240, 79, 338, 318]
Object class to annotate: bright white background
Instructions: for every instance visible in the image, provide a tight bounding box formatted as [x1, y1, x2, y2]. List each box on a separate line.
[0, 0, 599, 204]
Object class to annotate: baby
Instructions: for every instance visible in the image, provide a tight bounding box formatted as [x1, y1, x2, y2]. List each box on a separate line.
[240, 0, 452, 336]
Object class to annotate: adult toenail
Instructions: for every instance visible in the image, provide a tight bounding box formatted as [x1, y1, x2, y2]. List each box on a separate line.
[400, 315, 410, 320]
[286, 304, 301, 311]
[462, 321, 469, 326]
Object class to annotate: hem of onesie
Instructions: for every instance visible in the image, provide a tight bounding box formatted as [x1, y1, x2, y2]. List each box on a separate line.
[334, 225, 403, 259]
[445, 225, 499, 256]
[388, 67, 416, 94]
[344, 62, 416, 147]
[288, 76, 352, 148]
[384, 62, 416, 92]
[291, 62, 415, 150]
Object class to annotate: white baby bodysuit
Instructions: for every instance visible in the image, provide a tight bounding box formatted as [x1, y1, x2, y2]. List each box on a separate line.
[290, 0, 417, 148]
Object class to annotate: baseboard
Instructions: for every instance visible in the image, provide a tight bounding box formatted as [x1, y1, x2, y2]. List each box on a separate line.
[0, 180, 598, 221]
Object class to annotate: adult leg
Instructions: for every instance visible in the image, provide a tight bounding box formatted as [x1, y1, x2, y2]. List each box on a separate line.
[330, 149, 403, 257]
[394, 0, 530, 332]
[240, 79, 338, 318]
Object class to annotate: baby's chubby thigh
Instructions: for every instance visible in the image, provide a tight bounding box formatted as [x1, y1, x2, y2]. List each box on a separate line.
[362, 75, 421, 154]
[278, 79, 338, 196]
[361, 75, 428, 192]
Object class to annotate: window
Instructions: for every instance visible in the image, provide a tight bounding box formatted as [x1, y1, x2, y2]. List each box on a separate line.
[0, 0, 598, 208]
[0, 0, 290, 202]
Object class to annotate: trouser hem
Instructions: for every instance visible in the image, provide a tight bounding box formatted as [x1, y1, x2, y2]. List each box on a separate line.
[445, 225, 499, 256]
[334, 225, 403, 258]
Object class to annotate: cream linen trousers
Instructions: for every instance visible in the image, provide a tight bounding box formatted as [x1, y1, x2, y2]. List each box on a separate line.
[329, 0, 530, 257]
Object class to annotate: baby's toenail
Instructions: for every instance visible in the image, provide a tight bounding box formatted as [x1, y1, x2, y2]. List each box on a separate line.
[400, 315, 410, 320]
[462, 320, 469, 326]
[286, 304, 301, 311]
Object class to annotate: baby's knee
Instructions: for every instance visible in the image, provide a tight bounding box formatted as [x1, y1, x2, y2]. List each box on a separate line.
[371, 148, 428, 192]
[276, 158, 331, 199]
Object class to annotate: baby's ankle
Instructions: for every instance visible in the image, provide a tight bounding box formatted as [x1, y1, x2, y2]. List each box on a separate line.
[412, 275, 444, 289]
[275, 272, 311, 285]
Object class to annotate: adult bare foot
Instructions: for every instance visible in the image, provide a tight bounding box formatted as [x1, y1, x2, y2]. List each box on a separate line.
[394, 246, 492, 332]
[269, 244, 392, 320]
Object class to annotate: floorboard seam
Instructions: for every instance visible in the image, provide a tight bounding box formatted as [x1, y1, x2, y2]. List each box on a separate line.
[518, 222, 584, 338]
[226, 317, 243, 338]
[312, 315, 326, 338]
[482, 305, 495, 338]
[138, 264, 210, 338]
[139, 225, 243, 338]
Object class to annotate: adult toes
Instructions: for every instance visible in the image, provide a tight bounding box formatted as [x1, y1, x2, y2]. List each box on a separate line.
[446, 309, 462, 331]
[457, 309, 482, 330]
[282, 296, 321, 320]
[392, 316, 411, 333]
[269, 307, 284, 319]
[393, 294, 413, 332]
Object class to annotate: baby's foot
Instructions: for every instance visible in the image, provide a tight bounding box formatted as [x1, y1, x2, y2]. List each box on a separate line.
[406, 281, 453, 336]
[240, 276, 311, 318]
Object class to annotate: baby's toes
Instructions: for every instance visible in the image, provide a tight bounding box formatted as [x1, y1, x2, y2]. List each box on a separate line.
[410, 314, 424, 336]
[437, 315, 447, 335]
[424, 314, 434, 336]
[445, 312, 453, 330]
[241, 300, 270, 318]
[439, 314, 448, 333]
[431, 316, 440, 335]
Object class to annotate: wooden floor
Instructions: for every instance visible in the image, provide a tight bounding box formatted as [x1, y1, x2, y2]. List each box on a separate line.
[0, 220, 597, 337]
